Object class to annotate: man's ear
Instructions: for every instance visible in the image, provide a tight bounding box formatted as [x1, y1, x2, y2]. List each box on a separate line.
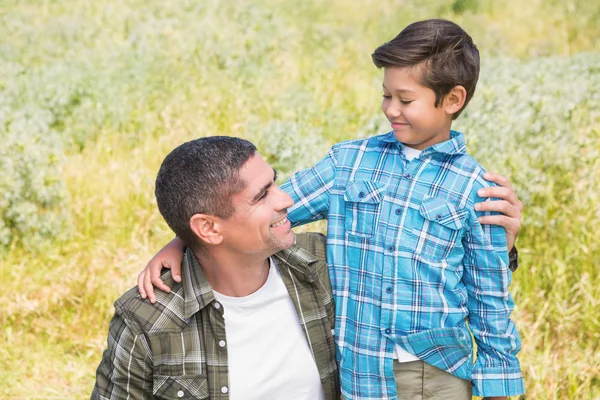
[190, 214, 223, 245]
[444, 85, 467, 116]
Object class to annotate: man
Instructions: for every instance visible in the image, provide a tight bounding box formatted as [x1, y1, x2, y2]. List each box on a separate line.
[92, 136, 339, 399]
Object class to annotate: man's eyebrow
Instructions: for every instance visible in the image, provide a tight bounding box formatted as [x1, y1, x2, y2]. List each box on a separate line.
[251, 168, 277, 203]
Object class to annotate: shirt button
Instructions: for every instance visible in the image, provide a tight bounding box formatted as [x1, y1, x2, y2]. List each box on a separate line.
[221, 386, 229, 394]
[177, 390, 184, 398]
[213, 302, 221, 310]
[436, 214, 442, 220]
[385, 328, 391, 334]
[219, 340, 226, 347]
[358, 191, 365, 198]
[395, 208, 402, 215]
[387, 245, 395, 252]
[404, 173, 412, 180]
[386, 286, 392, 294]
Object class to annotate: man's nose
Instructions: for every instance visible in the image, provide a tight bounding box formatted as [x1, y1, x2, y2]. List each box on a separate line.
[274, 186, 294, 210]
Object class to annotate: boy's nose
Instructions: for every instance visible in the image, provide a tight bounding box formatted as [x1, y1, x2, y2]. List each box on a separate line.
[384, 101, 401, 119]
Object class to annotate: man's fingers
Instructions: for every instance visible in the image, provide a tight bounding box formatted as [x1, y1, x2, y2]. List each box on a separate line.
[477, 214, 519, 231]
[477, 186, 513, 200]
[483, 172, 512, 190]
[475, 200, 520, 217]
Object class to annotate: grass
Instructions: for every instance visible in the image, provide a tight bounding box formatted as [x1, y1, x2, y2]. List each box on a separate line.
[1, 0, 599, 398]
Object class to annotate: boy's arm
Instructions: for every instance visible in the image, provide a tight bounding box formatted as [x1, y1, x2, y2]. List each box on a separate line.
[462, 183, 525, 398]
[280, 147, 338, 226]
[138, 237, 186, 303]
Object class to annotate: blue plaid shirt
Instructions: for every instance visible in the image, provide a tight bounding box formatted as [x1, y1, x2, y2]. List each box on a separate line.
[281, 131, 524, 399]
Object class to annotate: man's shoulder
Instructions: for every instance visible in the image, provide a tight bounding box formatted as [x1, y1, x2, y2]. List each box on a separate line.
[292, 232, 327, 261]
[113, 273, 189, 335]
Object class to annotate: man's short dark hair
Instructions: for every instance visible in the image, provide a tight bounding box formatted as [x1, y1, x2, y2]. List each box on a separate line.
[155, 136, 257, 248]
[371, 19, 480, 119]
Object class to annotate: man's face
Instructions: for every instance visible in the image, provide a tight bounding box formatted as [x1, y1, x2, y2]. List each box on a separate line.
[219, 152, 295, 257]
[382, 66, 454, 150]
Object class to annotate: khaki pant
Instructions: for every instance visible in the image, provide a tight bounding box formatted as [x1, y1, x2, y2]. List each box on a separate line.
[393, 360, 472, 400]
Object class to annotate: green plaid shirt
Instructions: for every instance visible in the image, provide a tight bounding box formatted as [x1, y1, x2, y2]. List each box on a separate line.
[92, 232, 339, 400]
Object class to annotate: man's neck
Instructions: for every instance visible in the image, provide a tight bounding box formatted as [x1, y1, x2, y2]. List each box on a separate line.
[193, 248, 271, 297]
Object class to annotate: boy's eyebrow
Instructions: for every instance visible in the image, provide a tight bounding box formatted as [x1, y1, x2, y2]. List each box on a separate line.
[251, 168, 277, 202]
[382, 83, 416, 93]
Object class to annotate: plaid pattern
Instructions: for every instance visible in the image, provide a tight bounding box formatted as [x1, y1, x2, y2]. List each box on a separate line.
[92, 232, 339, 400]
[282, 131, 524, 399]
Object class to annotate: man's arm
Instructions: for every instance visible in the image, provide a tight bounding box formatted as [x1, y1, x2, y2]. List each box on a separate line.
[92, 314, 153, 399]
[461, 181, 525, 398]
[478, 172, 523, 252]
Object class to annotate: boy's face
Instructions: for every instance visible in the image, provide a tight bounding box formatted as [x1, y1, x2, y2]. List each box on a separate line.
[381, 66, 456, 150]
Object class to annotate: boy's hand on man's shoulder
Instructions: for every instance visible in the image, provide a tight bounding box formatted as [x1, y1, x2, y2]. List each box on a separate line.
[474, 172, 523, 251]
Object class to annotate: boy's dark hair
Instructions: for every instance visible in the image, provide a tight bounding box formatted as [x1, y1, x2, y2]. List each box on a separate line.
[372, 19, 479, 119]
[155, 136, 257, 248]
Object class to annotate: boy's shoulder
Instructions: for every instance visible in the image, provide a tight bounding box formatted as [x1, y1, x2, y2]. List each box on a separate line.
[449, 152, 497, 191]
[331, 132, 395, 152]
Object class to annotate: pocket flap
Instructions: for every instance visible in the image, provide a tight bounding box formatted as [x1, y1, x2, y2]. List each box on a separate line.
[153, 374, 209, 399]
[344, 181, 387, 204]
[419, 197, 468, 230]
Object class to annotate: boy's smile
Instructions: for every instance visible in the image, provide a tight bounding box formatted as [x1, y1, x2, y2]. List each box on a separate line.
[382, 66, 462, 150]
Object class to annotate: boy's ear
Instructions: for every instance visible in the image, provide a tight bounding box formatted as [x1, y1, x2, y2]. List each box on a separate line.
[190, 214, 224, 245]
[444, 85, 467, 116]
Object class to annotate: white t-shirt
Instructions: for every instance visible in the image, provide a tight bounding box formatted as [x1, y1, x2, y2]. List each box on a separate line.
[212, 259, 325, 400]
[395, 144, 422, 362]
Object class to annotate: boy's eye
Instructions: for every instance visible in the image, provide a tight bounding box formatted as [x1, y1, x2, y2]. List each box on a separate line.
[382, 94, 392, 99]
[400, 99, 413, 105]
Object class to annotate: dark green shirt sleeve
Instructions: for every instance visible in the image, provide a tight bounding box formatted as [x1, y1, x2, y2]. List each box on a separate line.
[91, 313, 153, 399]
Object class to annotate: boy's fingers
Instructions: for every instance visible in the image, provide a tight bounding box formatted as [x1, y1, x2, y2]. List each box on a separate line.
[483, 172, 512, 190]
[172, 262, 182, 282]
[137, 270, 147, 299]
[149, 262, 171, 294]
[144, 267, 156, 304]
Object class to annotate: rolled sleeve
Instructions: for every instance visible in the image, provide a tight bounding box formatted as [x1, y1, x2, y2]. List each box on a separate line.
[281, 147, 337, 227]
[462, 186, 525, 397]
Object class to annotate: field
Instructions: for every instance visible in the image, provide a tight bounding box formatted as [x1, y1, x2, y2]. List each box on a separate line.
[1, 0, 599, 398]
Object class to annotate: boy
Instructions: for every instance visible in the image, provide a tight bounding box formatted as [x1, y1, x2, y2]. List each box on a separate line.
[139, 19, 524, 399]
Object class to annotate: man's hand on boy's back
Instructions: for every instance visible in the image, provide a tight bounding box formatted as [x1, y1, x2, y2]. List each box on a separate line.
[137, 172, 523, 301]
[476, 172, 523, 251]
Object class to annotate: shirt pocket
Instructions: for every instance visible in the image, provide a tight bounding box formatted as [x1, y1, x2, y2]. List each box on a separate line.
[344, 180, 387, 238]
[153, 374, 209, 399]
[413, 196, 469, 262]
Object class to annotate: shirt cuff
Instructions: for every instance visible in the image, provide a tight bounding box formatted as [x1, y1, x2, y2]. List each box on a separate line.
[508, 245, 519, 272]
[471, 364, 525, 397]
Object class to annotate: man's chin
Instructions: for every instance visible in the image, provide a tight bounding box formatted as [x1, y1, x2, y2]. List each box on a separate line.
[272, 231, 295, 252]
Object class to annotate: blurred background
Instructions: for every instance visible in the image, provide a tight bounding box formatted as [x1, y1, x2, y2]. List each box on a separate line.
[0, 0, 599, 398]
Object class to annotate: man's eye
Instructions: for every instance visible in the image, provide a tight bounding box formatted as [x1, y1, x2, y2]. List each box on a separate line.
[258, 190, 269, 201]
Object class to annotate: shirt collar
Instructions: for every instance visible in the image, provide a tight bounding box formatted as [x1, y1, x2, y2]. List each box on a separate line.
[273, 240, 320, 283]
[181, 248, 217, 319]
[377, 130, 467, 156]
[181, 244, 318, 318]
